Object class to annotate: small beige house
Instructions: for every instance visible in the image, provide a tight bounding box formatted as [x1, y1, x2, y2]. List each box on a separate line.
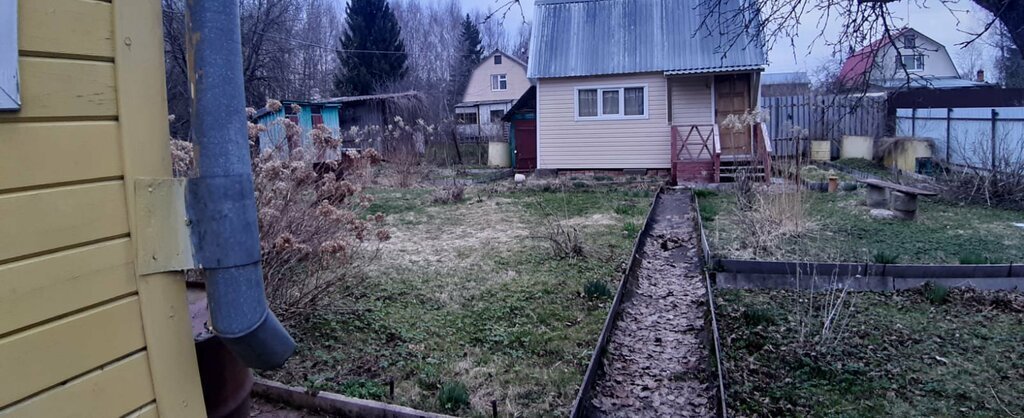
[528, 0, 770, 183]
[455, 50, 531, 140]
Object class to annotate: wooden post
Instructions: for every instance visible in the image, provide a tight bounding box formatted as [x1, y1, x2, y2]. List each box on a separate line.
[945, 108, 952, 163]
[991, 109, 998, 169]
[911, 108, 917, 137]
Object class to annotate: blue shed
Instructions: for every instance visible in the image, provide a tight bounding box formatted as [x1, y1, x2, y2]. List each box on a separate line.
[251, 91, 422, 154]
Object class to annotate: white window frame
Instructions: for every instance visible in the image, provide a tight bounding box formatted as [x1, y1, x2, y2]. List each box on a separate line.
[899, 54, 925, 72]
[573, 84, 649, 121]
[490, 74, 508, 91]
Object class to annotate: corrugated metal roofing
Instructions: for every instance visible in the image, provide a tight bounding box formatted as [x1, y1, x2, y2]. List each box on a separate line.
[528, 0, 766, 78]
[760, 71, 810, 85]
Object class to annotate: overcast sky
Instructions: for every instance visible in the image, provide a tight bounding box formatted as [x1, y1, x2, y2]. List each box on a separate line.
[412, 0, 997, 76]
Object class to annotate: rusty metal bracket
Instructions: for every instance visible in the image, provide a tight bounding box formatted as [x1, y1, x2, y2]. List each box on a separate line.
[135, 177, 195, 275]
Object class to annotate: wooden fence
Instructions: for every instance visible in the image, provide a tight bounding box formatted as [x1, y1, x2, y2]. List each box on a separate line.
[761, 94, 888, 156]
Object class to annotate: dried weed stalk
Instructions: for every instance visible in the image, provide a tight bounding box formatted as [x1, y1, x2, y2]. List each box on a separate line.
[734, 189, 812, 258]
[171, 113, 390, 322]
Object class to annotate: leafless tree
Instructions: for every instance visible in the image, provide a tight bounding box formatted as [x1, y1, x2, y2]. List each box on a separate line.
[698, 0, 1022, 88]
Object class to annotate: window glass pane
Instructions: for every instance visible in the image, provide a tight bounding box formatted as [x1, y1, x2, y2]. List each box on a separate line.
[490, 109, 504, 122]
[499, 75, 507, 90]
[578, 89, 598, 117]
[490, 75, 498, 90]
[624, 87, 644, 115]
[494, 55, 502, 64]
[915, 55, 924, 70]
[602, 89, 620, 115]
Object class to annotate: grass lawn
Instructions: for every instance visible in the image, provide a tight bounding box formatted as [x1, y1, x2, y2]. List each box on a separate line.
[717, 288, 1024, 417]
[261, 181, 656, 416]
[699, 188, 1024, 264]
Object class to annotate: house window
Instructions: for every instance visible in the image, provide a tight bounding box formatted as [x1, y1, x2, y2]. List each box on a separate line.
[898, 54, 925, 71]
[903, 34, 916, 49]
[490, 109, 504, 123]
[490, 74, 508, 91]
[494, 55, 502, 65]
[576, 85, 648, 120]
[456, 112, 478, 125]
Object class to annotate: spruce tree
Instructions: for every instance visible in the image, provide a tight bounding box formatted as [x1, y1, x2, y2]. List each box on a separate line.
[450, 14, 484, 102]
[334, 0, 407, 96]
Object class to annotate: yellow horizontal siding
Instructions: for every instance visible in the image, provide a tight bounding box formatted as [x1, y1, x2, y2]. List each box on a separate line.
[0, 352, 155, 418]
[0, 181, 129, 262]
[537, 73, 671, 169]
[0, 122, 123, 191]
[0, 238, 136, 336]
[18, 0, 114, 59]
[0, 296, 147, 406]
[0, 57, 117, 120]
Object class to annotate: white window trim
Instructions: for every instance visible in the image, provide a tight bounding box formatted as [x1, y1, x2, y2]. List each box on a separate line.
[573, 84, 650, 121]
[491, 74, 508, 91]
[899, 54, 925, 72]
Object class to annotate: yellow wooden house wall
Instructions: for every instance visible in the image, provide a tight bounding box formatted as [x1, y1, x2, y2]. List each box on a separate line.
[0, 0, 206, 416]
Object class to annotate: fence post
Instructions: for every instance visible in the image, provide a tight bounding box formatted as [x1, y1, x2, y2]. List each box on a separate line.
[945, 108, 952, 163]
[911, 108, 917, 137]
[991, 109, 998, 169]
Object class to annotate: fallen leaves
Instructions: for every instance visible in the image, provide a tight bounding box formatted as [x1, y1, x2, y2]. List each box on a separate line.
[590, 193, 714, 417]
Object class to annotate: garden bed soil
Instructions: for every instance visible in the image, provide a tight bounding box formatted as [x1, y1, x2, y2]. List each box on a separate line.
[716, 288, 1024, 417]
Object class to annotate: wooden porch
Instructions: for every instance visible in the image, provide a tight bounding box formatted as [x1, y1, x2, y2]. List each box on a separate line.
[670, 123, 773, 183]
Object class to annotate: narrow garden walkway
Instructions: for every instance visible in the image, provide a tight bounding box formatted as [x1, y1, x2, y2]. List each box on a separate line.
[590, 190, 714, 417]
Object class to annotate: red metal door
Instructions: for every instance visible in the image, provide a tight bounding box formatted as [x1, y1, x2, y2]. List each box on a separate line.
[514, 120, 536, 172]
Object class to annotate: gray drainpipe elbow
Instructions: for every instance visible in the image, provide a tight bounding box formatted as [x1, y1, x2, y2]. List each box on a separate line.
[184, 0, 295, 370]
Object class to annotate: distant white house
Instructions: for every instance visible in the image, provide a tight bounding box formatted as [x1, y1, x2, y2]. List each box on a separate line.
[454, 49, 531, 140]
[527, 0, 769, 183]
[839, 28, 986, 90]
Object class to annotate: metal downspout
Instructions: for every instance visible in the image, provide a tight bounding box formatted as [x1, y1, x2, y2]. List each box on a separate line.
[185, 0, 295, 370]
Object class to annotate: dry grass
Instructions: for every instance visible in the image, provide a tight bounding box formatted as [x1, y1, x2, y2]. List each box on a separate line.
[733, 190, 815, 259]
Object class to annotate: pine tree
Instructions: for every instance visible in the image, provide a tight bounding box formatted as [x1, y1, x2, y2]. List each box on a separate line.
[334, 0, 408, 96]
[450, 14, 484, 102]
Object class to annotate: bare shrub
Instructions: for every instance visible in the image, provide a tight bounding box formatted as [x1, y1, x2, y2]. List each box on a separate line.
[170, 139, 196, 178]
[170, 119, 389, 322]
[343, 117, 438, 187]
[734, 190, 812, 258]
[431, 183, 466, 204]
[792, 271, 858, 350]
[541, 222, 586, 259]
[939, 130, 1024, 210]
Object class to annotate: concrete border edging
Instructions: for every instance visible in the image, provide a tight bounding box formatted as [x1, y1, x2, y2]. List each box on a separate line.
[714, 259, 1024, 292]
[252, 378, 453, 418]
[692, 191, 729, 418]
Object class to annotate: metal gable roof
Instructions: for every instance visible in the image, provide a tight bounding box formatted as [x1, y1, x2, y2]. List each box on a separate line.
[527, 0, 767, 78]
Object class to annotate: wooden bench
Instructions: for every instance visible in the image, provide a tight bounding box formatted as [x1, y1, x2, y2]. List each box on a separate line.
[857, 179, 937, 220]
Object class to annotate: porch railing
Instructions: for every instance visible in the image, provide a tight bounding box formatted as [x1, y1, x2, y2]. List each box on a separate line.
[671, 124, 721, 182]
